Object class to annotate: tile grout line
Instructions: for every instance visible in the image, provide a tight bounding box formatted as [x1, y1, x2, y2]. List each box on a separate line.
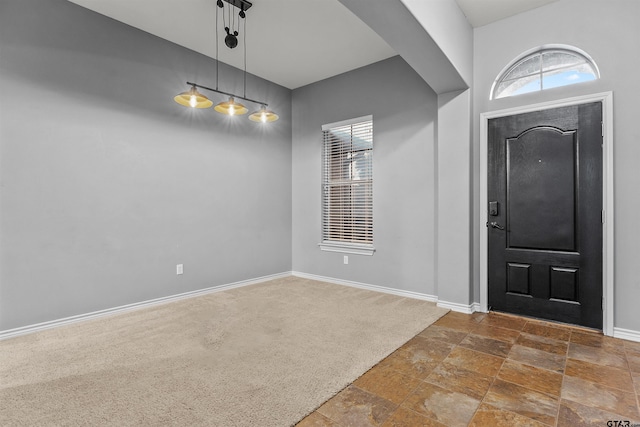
[484, 318, 560, 427]
[553, 328, 573, 427]
[465, 312, 516, 425]
[563, 333, 640, 422]
[439, 315, 580, 425]
[382, 325, 462, 425]
[428, 318, 492, 426]
[459, 313, 532, 425]
[379, 315, 486, 425]
[469, 342, 508, 425]
[473, 314, 590, 425]
[624, 344, 640, 419]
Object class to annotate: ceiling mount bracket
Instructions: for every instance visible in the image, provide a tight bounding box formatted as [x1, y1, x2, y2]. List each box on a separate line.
[222, 0, 252, 12]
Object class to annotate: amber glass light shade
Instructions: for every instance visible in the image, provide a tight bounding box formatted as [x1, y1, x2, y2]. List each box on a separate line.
[214, 97, 248, 116]
[248, 106, 279, 123]
[173, 86, 213, 108]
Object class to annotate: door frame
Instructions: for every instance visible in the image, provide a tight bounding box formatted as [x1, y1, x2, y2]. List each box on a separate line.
[479, 92, 614, 335]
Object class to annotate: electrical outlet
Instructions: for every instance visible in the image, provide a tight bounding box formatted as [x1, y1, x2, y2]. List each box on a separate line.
[343, 255, 349, 265]
[176, 264, 183, 275]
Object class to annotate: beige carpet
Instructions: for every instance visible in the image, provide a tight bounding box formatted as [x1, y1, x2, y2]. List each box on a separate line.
[0, 276, 447, 426]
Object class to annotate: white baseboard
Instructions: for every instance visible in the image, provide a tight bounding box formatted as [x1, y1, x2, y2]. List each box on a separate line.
[1, 270, 501, 341]
[292, 271, 487, 315]
[292, 271, 438, 303]
[471, 302, 483, 313]
[613, 327, 640, 343]
[437, 300, 476, 314]
[0, 271, 291, 341]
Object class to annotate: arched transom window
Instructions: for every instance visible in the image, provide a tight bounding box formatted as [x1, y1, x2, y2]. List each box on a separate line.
[491, 45, 600, 99]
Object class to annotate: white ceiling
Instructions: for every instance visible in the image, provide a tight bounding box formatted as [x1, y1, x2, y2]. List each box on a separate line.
[455, 0, 558, 27]
[67, 0, 558, 90]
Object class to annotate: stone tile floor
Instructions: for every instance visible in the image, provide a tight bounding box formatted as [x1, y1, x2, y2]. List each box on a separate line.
[297, 311, 640, 426]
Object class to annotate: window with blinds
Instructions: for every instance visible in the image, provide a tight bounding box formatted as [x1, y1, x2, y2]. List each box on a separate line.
[320, 116, 374, 255]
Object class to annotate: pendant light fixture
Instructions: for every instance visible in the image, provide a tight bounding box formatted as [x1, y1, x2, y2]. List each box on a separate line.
[173, 0, 278, 123]
[249, 105, 279, 123]
[214, 97, 248, 116]
[173, 85, 214, 109]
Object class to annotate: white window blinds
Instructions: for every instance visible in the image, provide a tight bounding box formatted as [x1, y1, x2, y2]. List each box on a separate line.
[321, 116, 373, 248]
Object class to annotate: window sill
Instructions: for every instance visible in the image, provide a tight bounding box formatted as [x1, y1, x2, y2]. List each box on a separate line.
[318, 242, 376, 256]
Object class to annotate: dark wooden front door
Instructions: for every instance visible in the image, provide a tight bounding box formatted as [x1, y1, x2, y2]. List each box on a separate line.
[488, 102, 603, 329]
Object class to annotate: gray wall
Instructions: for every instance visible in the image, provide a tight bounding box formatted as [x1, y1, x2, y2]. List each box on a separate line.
[473, 0, 640, 331]
[291, 56, 438, 296]
[0, 0, 292, 330]
[436, 89, 473, 308]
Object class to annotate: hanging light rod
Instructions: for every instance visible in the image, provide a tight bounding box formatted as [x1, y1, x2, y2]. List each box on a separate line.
[185, 81, 267, 108]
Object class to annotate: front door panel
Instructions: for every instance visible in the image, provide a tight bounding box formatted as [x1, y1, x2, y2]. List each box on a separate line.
[507, 127, 577, 251]
[488, 103, 603, 329]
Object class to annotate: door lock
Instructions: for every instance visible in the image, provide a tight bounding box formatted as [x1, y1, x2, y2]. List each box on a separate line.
[489, 201, 499, 216]
[490, 221, 505, 230]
